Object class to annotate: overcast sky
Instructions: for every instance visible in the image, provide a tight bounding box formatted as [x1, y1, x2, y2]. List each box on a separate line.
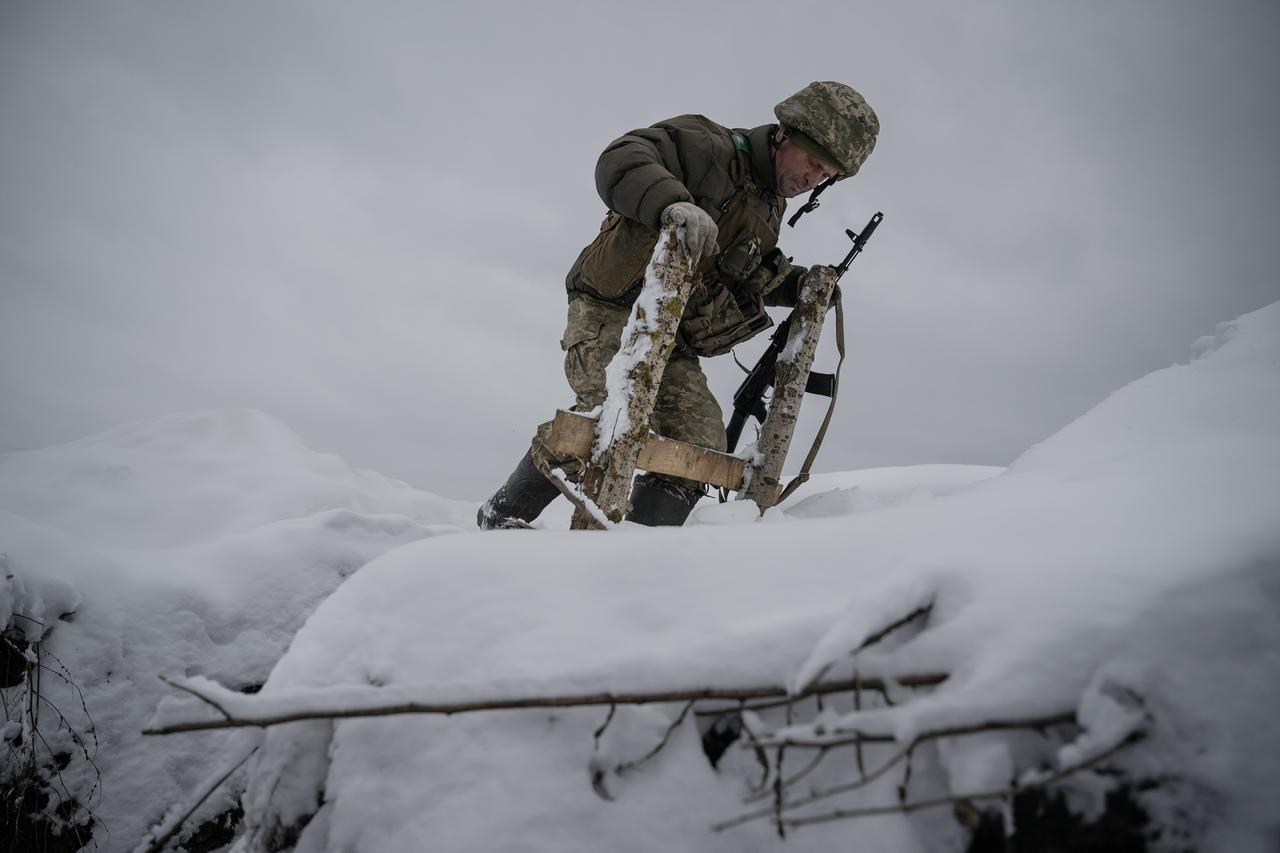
[2, 1, 1278, 500]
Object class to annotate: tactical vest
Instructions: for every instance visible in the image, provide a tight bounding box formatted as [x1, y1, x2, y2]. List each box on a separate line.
[566, 131, 790, 357]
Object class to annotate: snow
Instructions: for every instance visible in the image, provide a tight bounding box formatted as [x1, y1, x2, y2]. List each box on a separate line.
[3, 301, 1278, 851]
[0, 410, 475, 850]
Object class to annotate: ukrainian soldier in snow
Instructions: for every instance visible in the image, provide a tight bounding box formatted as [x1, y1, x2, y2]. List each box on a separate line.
[478, 81, 880, 529]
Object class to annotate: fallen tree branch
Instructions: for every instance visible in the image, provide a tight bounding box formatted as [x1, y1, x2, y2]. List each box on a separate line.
[713, 710, 1077, 832]
[757, 709, 1077, 750]
[692, 672, 945, 718]
[145, 673, 948, 736]
[779, 731, 1140, 829]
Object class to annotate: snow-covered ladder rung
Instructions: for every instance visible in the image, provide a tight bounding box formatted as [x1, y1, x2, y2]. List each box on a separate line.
[545, 409, 744, 491]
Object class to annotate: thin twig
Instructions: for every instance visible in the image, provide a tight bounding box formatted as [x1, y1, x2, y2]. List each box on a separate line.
[856, 604, 934, 653]
[897, 745, 915, 803]
[779, 733, 1140, 829]
[737, 710, 773, 796]
[715, 742, 912, 831]
[853, 670, 865, 777]
[158, 676, 234, 722]
[615, 700, 695, 775]
[593, 703, 617, 748]
[744, 746, 834, 803]
[773, 745, 786, 839]
[713, 710, 1077, 832]
[43, 648, 100, 759]
[37, 693, 104, 802]
[801, 602, 935, 689]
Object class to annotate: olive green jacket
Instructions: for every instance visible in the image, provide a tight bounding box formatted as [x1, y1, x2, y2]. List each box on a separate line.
[566, 115, 804, 356]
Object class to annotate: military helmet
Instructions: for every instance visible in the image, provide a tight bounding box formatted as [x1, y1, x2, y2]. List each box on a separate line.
[775, 81, 879, 179]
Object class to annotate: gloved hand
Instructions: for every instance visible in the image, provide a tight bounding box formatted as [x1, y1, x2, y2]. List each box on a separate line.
[661, 202, 719, 261]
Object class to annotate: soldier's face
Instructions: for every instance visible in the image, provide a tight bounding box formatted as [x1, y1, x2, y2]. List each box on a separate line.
[774, 137, 839, 198]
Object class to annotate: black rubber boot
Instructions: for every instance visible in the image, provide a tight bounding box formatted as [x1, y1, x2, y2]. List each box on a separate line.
[624, 473, 702, 527]
[477, 450, 561, 530]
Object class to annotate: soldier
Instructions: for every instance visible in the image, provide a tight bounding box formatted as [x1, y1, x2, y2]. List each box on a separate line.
[478, 81, 879, 529]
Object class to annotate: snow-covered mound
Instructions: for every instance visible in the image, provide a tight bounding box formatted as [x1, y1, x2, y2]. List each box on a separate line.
[187, 303, 1279, 852]
[0, 410, 475, 851]
[0, 409, 472, 549]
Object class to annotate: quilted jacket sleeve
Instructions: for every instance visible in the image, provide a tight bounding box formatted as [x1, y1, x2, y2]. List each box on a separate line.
[594, 115, 730, 231]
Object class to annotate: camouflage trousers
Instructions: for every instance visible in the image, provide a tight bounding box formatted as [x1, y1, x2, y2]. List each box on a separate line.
[531, 295, 727, 493]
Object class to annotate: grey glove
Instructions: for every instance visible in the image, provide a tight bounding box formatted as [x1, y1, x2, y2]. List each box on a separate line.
[660, 202, 719, 261]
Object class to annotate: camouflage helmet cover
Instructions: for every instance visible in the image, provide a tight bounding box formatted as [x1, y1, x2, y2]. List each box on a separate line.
[774, 81, 879, 178]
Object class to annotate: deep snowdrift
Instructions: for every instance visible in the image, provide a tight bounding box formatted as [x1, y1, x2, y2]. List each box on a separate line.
[0, 410, 476, 851]
[141, 302, 1280, 852]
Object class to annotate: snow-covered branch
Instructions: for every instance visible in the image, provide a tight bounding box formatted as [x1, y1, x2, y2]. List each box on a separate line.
[778, 730, 1141, 830]
[143, 672, 948, 735]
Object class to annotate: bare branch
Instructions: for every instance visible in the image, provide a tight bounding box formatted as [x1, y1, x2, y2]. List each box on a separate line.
[898, 745, 915, 804]
[779, 732, 1140, 829]
[853, 670, 866, 776]
[693, 672, 945, 718]
[614, 700, 695, 775]
[855, 603, 934, 654]
[592, 703, 617, 748]
[714, 710, 1077, 832]
[800, 602, 935, 689]
[744, 746, 835, 804]
[737, 711, 774, 796]
[158, 675, 234, 722]
[145, 674, 947, 736]
[773, 745, 787, 839]
[758, 710, 1076, 750]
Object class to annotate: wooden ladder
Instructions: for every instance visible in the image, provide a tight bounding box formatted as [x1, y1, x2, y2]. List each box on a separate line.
[543, 227, 838, 529]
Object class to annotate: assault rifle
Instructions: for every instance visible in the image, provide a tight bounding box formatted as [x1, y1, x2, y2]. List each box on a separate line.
[725, 211, 883, 453]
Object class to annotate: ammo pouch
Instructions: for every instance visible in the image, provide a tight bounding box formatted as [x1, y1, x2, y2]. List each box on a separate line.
[679, 247, 796, 357]
[746, 247, 797, 301]
[680, 282, 772, 357]
[573, 211, 659, 303]
[717, 230, 764, 283]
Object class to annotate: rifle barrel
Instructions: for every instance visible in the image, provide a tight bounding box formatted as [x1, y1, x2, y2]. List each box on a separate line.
[836, 211, 883, 280]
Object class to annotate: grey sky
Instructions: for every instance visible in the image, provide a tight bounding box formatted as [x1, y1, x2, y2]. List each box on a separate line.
[2, 1, 1277, 500]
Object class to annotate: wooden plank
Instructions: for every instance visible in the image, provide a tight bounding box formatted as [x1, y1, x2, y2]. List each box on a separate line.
[544, 408, 597, 455]
[641, 433, 744, 492]
[546, 409, 745, 491]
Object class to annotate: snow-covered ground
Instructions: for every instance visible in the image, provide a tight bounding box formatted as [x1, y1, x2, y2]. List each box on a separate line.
[0, 410, 476, 850]
[3, 302, 1279, 852]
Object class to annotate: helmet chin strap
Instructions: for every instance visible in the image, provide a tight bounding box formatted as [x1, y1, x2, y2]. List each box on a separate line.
[787, 177, 836, 228]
